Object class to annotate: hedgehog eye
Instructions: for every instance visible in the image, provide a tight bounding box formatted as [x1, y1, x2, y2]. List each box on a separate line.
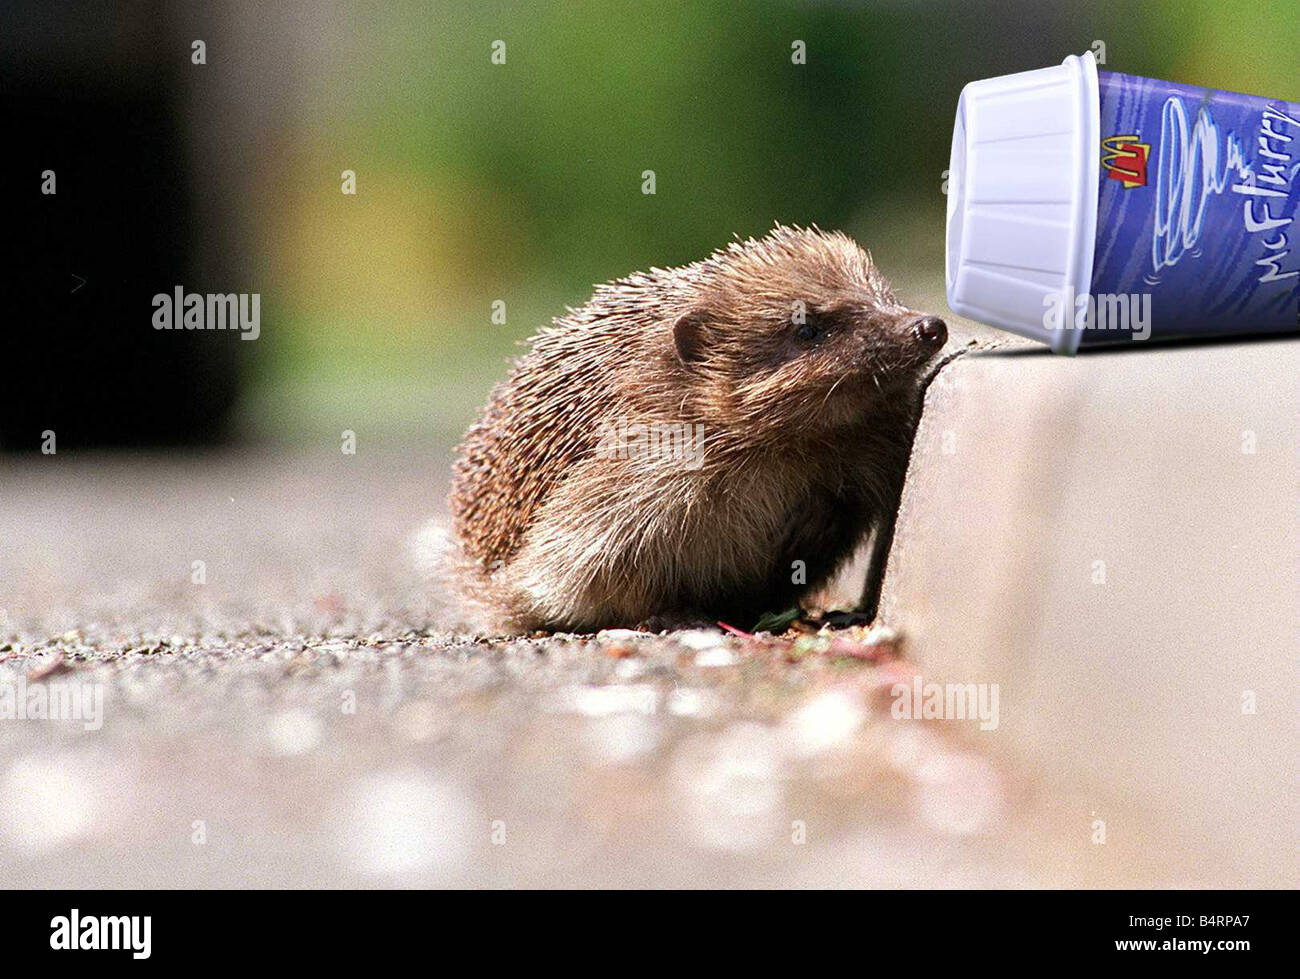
[793, 314, 828, 343]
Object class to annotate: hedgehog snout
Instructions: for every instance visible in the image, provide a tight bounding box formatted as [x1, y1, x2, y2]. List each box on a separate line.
[911, 315, 948, 347]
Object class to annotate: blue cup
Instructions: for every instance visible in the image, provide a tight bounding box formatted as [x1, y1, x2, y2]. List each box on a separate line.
[946, 52, 1300, 352]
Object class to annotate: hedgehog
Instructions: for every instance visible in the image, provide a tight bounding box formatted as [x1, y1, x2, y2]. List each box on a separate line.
[448, 224, 947, 633]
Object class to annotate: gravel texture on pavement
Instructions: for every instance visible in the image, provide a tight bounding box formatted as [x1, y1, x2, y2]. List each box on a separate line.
[0, 447, 1209, 887]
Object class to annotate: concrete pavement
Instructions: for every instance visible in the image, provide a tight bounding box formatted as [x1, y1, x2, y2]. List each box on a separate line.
[0, 448, 1205, 888]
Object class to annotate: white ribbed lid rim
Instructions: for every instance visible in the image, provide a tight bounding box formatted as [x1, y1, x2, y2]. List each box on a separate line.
[945, 52, 1101, 355]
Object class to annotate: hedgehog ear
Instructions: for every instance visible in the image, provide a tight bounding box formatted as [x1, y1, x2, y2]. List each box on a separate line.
[672, 311, 707, 365]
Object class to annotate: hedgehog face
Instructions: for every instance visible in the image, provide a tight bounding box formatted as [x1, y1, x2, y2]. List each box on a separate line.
[670, 226, 946, 435]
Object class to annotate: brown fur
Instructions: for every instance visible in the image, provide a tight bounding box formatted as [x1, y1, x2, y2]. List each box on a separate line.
[449, 225, 946, 633]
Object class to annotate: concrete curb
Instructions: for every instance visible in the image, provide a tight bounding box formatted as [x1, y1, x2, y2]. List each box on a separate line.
[876, 336, 1299, 886]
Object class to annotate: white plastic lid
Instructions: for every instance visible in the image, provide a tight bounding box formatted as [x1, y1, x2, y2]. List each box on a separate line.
[946, 52, 1100, 354]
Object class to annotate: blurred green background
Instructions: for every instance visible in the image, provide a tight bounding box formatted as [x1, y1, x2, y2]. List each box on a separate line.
[66, 0, 1300, 446]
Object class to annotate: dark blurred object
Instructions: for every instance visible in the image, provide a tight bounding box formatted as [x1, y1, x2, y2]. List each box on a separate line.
[1, 2, 238, 449]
